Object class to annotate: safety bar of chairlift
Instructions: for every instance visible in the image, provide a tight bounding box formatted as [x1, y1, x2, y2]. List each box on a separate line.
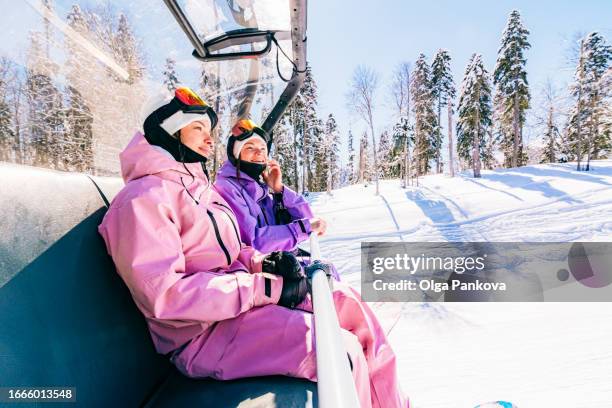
[309, 234, 360, 407]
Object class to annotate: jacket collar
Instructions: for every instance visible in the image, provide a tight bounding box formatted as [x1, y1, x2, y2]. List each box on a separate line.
[217, 161, 268, 202]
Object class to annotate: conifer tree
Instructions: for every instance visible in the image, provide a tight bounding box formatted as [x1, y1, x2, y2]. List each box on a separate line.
[457, 54, 492, 178]
[410, 54, 437, 177]
[347, 129, 355, 183]
[162, 58, 180, 93]
[377, 130, 392, 178]
[65, 4, 94, 172]
[494, 10, 531, 168]
[568, 32, 611, 170]
[431, 49, 456, 175]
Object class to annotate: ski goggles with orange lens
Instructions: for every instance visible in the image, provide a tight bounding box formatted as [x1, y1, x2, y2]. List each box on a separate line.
[231, 119, 270, 142]
[167, 87, 218, 128]
[175, 87, 207, 109]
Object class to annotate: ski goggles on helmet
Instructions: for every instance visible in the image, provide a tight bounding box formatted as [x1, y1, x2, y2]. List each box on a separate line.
[163, 87, 218, 129]
[231, 119, 270, 143]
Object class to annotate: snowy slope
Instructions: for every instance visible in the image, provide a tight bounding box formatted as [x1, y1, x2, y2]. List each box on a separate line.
[306, 161, 612, 408]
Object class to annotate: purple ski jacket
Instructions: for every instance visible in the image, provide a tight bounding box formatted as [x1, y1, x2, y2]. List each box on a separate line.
[214, 161, 314, 253]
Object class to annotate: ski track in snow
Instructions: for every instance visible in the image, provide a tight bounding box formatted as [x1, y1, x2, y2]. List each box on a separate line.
[306, 161, 612, 408]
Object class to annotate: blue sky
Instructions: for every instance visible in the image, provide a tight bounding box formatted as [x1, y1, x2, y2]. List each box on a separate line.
[308, 0, 611, 158]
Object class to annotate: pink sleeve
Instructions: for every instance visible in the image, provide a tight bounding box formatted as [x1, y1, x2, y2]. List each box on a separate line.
[99, 193, 282, 324]
[237, 245, 266, 273]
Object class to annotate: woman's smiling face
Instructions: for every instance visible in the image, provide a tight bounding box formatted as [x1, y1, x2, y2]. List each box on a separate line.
[239, 137, 268, 163]
[179, 120, 214, 157]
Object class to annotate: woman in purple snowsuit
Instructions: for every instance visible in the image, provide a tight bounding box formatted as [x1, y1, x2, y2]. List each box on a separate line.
[214, 119, 330, 259]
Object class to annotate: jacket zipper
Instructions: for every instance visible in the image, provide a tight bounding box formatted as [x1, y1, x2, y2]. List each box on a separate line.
[206, 209, 231, 266]
[213, 202, 242, 249]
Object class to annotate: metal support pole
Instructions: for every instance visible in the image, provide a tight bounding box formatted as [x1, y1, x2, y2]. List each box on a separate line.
[309, 234, 360, 407]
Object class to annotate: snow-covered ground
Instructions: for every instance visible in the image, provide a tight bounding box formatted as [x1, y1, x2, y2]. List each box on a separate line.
[307, 160, 612, 408]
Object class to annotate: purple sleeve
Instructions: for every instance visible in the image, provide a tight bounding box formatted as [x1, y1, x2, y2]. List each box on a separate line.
[215, 180, 311, 253]
[279, 185, 314, 220]
[252, 219, 312, 253]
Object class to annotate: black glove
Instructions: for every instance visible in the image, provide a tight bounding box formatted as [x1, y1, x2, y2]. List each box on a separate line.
[304, 261, 334, 291]
[303, 261, 332, 279]
[262, 251, 305, 280]
[278, 275, 310, 309]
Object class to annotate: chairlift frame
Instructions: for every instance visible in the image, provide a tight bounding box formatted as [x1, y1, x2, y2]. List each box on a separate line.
[162, 0, 307, 134]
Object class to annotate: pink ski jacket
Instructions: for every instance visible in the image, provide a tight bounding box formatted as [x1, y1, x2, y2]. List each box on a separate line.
[98, 132, 283, 356]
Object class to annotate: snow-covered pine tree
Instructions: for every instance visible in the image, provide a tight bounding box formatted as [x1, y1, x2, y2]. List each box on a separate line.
[491, 89, 508, 161]
[300, 65, 319, 193]
[116, 13, 144, 84]
[25, 29, 64, 170]
[410, 54, 437, 177]
[308, 117, 324, 191]
[255, 56, 277, 115]
[563, 104, 582, 162]
[328, 114, 341, 190]
[64, 86, 93, 172]
[321, 113, 340, 193]
[75, 5, 145, 175]
[313, 120, 326, 191]
[482, 128, 498, 170]
[0, 58, 16, 163]
[198, 63, 227, 178]
[392, 116, 412, 183]
[598, 67, 612, 158]
[347, 129, 355, 184]
[494, 9, 531, 168]
[65, 4, 94, 172]
[3, 61, 25, 165]
[431, 49, 456, 175]
[568, 38, 587, 169]
[286, 89, 304, 192]
[391, 62, 411, 185]
[540, 105, 559, 163]
[13, 80, 26, 165]
[538, 81, 561, 164]
[0, 88, 14, 163]
[577, 32, 611, 169]
[162, 58, 179, 93]
[384, 127, 401, 179]
[456, 54, 492, 178]
[273, 113, 297, 189]
[376, 130, 392, 178]
[337, 166, 350, 187]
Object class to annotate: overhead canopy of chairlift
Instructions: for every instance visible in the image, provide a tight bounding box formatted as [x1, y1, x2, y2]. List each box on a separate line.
[164, 0, 307, 134]
[1, 1, 306, 175]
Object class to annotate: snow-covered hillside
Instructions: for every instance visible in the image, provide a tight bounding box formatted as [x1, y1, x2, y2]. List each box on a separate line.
[307, 160, 612, 408]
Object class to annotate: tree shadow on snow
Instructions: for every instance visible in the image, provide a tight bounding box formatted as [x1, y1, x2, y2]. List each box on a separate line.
[515, 165, 612, 188]
[405, 190, 476, 241]
[480, 172, 582, 204]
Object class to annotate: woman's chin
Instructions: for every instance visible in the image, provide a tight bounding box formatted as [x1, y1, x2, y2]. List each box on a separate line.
[198, 147, 213, 157]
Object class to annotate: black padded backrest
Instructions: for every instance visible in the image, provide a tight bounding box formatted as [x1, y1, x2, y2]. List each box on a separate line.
[0, 163, 170, 406]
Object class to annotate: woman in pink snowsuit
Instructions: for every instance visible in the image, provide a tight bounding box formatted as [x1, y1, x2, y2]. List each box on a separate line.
[98, 87, 407, 407]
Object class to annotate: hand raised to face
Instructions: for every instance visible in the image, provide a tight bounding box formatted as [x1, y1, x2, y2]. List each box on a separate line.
[262, 159, 283, 193]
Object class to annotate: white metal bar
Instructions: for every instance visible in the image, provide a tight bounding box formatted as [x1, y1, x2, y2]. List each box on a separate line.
[309, 234, 360, 408]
